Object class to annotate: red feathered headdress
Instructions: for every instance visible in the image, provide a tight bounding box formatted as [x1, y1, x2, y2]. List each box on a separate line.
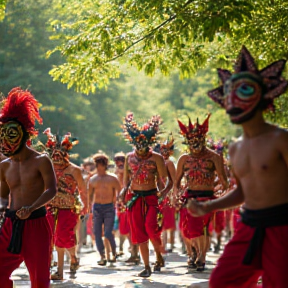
[0, 87, 42, 137]
[177, 114, 211, 144]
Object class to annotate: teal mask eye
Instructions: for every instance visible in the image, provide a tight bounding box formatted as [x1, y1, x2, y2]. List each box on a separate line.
[236, 83, 255, 99]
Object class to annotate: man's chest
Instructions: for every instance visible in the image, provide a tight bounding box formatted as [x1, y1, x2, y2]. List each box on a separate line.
[6, 164, 39, 187]
[128, 156, 157, 174]
[183, 156, 215, 174]
[232, 142, 279, 178]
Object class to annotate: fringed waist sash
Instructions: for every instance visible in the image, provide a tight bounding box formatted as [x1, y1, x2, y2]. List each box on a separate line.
[241, 203, 288, 265]
[5, 206, 47, 254]
[126, 189, 158, 209]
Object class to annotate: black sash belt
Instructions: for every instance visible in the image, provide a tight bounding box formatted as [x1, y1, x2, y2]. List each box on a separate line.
[187, 190, 214, 198]
[126, 189, 158, 209]
[241, 203, 288, 265]
[5, 206, 47, 254]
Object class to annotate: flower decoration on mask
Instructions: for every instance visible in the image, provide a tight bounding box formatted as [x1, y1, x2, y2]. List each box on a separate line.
[208, 45, 288, 124]
[154, 134, 174, 160]
[122, 111, 162, 150]
[43, 128, 79, 165]
[0, 87, 42, 156]
[178, 114, 211, 154]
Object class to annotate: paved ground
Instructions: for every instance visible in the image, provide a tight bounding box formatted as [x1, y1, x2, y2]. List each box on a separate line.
[12, 241, 222, 288]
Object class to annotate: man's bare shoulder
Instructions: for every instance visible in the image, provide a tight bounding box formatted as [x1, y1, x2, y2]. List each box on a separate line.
[206, 147, 219, 156]
[228, 136, 243, 156]
[34, 152, 52, 164]
[69, 162, 82, 172]
[273, 126, 288, 138]
[107, 172, 118, 179]
[152, 151, 164, 161]
[152, 151, 162, 158]
[89, 173, 98, 182]
[0, 157, 11, 168]
[126, 152, 134, 158]
[166, 159, 174, 166]
[178, 153, 189, 161]
[272, 126, 288, 149]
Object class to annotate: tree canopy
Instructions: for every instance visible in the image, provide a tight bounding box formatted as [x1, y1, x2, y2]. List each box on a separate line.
[47, 0, 288, 126]
[48, 1, 288, 91]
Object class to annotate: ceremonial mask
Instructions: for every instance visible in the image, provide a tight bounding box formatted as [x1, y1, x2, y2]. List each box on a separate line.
[0, 121, 25, 156]
[208, 46, 288, 124]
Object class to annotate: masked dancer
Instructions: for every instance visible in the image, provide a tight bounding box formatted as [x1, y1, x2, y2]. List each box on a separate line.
[154, 135, 176, 253]
[114, 152, 140, 264]
[174, 114, 228, 271]
[44, 128, 87, 280]
[0, 88, 56, 288]
[189, 46, 288, 288]
[119, 112, 171, 277]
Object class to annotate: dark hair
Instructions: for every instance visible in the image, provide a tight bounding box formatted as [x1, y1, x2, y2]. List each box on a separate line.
[114, 156, 125, 162]
[93, 152, 109, 169]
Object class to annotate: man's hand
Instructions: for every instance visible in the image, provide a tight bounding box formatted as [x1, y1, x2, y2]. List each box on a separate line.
[16, 206, 33, 219]
[117, 187, 128, 203]
[81, 206, 88, 215]
[186, 199, 209, 217]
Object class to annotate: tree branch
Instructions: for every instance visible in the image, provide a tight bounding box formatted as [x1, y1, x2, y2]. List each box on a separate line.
[106, 0, 195, 63]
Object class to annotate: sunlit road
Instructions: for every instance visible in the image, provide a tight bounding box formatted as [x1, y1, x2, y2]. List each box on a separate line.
[12, 242, 221, 288]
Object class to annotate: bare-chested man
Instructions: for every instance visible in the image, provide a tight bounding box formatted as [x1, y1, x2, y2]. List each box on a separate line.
[154, 135, 177, 253]
[189, 46, 288, 288]
[0, 88, 57, 288]
[89, 152, 121, 265]
[120, 112, 171, 277]
[175, 114, 228, 271]
[114, 152, 140, 263]
[44, 129, 87, 280]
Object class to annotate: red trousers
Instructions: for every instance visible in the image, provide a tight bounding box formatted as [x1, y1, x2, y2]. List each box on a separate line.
[118, 211, 130, 235]
[210, 221, 288, 288]
[127, 194, 161, 245]
[209, 210, 225, 234]
[162, 205, 176, 231]
[180, 206, 212, 239]
[47, 209, 78, 248]
[0, 216, 52, 288]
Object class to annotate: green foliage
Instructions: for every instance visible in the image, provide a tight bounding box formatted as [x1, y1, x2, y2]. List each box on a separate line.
[47, 0, 288, 125]
[47, 0, 254, 93]
[0, 0, 6, 21]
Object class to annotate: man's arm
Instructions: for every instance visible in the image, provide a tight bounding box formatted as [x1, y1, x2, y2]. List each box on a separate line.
[118, 155, 130, 202]
[173, 155, 185, 198]
[187, 166, 244, 216]
[113, 176, 121, 205]
[166, 160, 176, 185]
[88, 177, 95, 210]
[156, 154, 170, 198]
[17, 155, 57, 219]
[123, 155, 130, 188]
[74, 166, 88, 214]
[214, 154, 228, 190]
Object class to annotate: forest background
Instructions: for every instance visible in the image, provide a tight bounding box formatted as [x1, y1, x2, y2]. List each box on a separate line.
[0, 0, 287, 163]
